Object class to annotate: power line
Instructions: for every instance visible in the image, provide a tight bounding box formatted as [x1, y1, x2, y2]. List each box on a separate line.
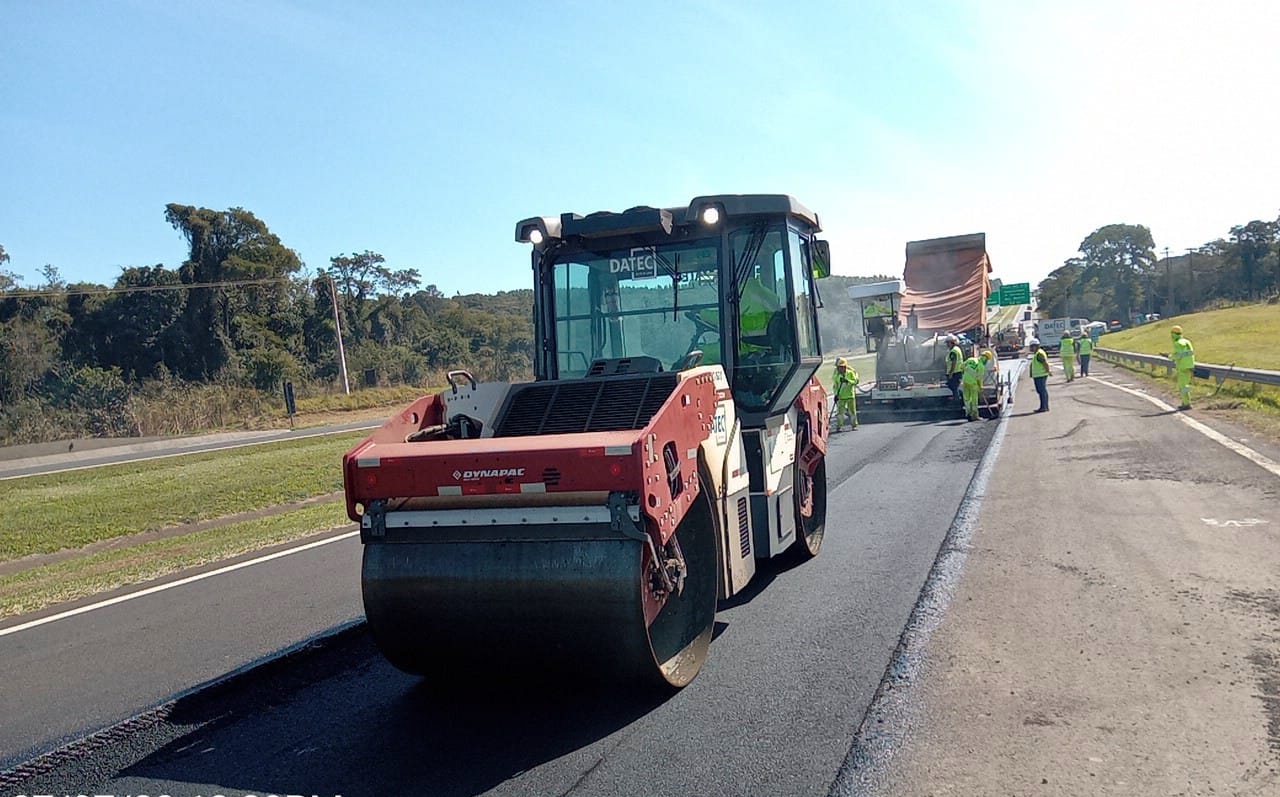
[0, 276, 296, 299]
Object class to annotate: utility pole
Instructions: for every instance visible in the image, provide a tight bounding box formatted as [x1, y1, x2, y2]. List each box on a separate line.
[1185, 248, 1196, 311]
[327, 273, 351, 395]
[1163, 247, 1172, 316]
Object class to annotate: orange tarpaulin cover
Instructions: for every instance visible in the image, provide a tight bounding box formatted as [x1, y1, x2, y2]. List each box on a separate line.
[898, 233, 991, 335]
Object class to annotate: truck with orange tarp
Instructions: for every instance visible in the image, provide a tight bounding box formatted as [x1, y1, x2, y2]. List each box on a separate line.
[851, 233, 1007, 421]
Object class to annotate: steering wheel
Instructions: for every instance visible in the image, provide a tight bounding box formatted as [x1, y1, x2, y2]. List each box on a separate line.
[685, 309, 717, 335]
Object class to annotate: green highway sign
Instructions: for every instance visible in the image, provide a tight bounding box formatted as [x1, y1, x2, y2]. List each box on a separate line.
[986, 287, 1001, 305]
[1000, 282, 1030, 305]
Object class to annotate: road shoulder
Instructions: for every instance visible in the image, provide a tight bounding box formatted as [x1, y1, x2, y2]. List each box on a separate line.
[878, 363, 1280, 795]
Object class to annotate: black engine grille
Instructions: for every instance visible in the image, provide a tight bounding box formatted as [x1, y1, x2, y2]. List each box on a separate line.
[494, 374, 679, 437]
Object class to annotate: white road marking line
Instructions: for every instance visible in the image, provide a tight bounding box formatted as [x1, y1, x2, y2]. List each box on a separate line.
[1201, 518, 1269, 527]
[0, 530, 359, 638]
[1093, 379, 1280, 480]
[0, 424, 380, 482]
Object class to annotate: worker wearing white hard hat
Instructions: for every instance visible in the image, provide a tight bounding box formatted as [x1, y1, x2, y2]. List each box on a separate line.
[1028, 338, 1051, 412]
[945, 335, 964, 403]
[1076, 331, 1094, 376]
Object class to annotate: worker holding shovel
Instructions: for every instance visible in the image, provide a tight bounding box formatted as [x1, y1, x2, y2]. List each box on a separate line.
[832, 357, 859, 431]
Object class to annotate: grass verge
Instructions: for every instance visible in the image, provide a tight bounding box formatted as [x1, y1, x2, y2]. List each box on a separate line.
[988, 303, 1026, 330]
[287, 384, 428, 422]
[0, 431, 367, 561]
[1098, 302, 1280, 370]
[0, 501, 352, 619]
[1094, 301, 1280, 444]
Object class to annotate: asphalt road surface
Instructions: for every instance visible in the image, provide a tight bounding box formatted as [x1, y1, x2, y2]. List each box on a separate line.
[2, 401, 1004, 796]
[0, 531, 364, 769]
[865, 363, 1280, 796]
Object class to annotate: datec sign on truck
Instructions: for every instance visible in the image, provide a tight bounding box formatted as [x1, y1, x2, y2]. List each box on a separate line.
[1035, 317, 1089, 350]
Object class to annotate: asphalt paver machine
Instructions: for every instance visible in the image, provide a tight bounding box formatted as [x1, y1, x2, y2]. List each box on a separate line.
[343, 195, 832, 688]
[851, 234, 1003, 422]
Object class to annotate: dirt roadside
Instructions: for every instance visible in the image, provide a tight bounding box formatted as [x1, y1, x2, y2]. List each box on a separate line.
[869, 361, 1280, 796]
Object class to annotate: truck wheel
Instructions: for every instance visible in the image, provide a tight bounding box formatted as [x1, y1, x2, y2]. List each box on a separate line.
[791, 423, 827, 559]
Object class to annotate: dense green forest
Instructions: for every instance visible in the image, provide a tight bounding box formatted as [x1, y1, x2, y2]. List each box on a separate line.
[0, 205, 881, 445]
[1034, 217, 1280, 321]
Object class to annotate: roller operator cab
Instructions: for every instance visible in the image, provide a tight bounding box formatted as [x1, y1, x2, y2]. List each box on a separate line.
[345, 195, 832, 689]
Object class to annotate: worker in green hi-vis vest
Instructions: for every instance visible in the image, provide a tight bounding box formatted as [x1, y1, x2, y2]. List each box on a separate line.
[1168, 325, 1195, 409]
[961, 350, 993, 421]
[832, 357, 859, 431]
[1059, 332, 1077, 382]
[1029, 338, 1051, 412]
[1076, 333, 1094, 376]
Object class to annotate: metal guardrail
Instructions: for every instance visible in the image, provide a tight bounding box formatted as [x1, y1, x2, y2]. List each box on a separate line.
[1095, 347, 1280, 388]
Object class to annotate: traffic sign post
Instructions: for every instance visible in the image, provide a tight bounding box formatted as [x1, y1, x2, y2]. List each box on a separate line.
[283, 381, 297, 427]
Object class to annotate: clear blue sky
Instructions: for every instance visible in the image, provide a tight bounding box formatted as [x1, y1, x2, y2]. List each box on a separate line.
[5, 0, 1280, 296]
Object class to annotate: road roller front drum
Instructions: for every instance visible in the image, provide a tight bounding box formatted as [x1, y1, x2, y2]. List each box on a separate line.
[360, 480, 719, 689]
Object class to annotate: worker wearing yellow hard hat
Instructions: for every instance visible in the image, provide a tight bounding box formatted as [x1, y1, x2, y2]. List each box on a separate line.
[981, 347, 998, 376]
[832, 356, 859, 431]
[961, 350, 992, 421]
[1169, 324, 1195, 409]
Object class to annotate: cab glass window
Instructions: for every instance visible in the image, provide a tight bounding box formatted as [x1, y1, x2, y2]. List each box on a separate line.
[788, 228, 818, 358]
[550, 243, 721, 377]
[728, 226, 794, 412]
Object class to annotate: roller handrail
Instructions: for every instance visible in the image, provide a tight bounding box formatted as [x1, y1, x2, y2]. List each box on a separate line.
[445, 369, 479, 393]
[1095, 347, 1280, 388]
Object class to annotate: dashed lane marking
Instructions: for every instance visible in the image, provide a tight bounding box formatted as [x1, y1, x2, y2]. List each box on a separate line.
[1092, 378, 1280, 481]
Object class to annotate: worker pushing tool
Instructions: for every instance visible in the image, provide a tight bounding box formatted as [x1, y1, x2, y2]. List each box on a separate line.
[961, 349, 992, 421]
[832, 357, 859, 431]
